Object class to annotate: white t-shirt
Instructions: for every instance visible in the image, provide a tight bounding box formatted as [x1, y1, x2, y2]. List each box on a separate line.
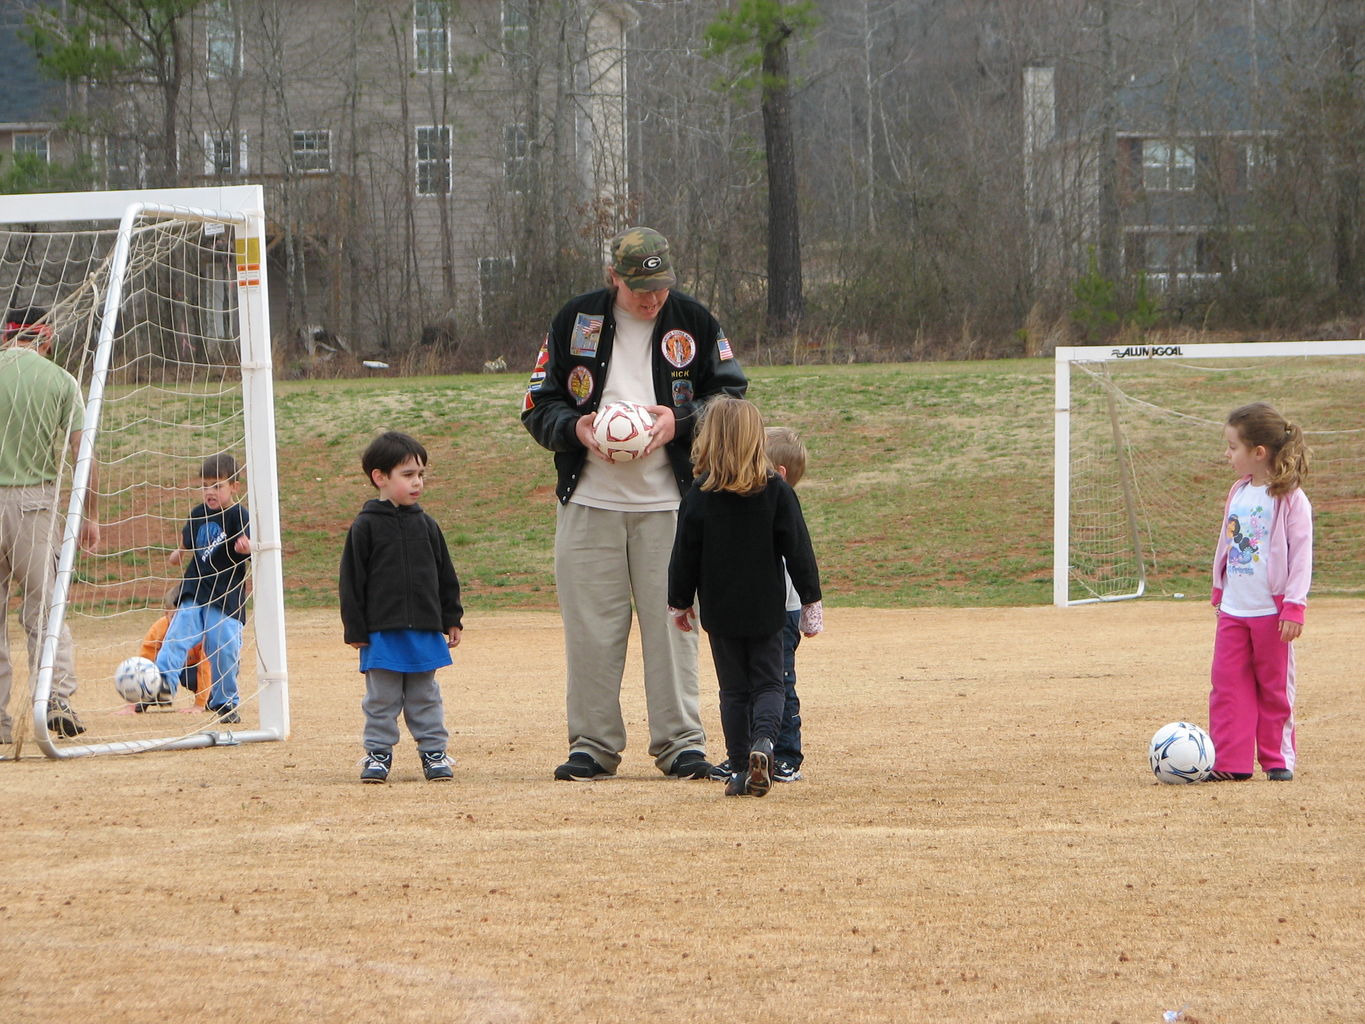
[1220, 483, 1278, 617]
[571, 304, 678, 512]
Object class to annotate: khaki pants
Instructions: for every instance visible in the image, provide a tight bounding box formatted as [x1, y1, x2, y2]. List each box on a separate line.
[554, 502, 703, 772]
[0, 485, 78, 741]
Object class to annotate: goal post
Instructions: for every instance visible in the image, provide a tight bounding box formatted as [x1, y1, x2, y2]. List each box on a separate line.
[1054, 339, 1365, 607]
[0, 186, 289, 759]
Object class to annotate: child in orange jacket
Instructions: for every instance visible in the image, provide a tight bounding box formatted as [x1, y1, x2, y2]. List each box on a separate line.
[138, 587, 210, 709]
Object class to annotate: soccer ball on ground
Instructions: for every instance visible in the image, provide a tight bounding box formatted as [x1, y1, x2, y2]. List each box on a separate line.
[592, 401, 655, 463]
[114, 656, 167, 704]
[1148, 721, 1215, 784]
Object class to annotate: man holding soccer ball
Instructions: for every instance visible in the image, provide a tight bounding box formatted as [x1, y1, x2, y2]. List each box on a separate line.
[522, 227, 748, 781]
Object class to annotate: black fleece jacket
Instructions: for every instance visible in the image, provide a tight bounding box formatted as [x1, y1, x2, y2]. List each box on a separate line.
[339, 499, 463, 645]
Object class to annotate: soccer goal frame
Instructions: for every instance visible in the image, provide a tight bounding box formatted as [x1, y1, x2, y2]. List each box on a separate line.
[1054, 338, 1365, 607]
[0, 186, 288, 757]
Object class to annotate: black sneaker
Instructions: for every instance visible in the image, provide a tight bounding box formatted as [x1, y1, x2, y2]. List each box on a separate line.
[46, 699, 85, 737]
[420, 749, 453, 781]
[207, 704, 241, 724]
[666, 749, 713, 779]
[723, 772, 749, 796]
[553, 752, 613, 781]
[747, 738, 774, 798]
[360, 749, 392, 783]
[773, 758, 802, 783]
[709, 758, 734, 782]
[1267, 768, 1294, 782]
[134, 697, 174, 713]
[1208, 770, 1253, 782]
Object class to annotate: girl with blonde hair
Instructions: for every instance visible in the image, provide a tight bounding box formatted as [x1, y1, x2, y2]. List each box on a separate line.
[667, 397, 823, 797]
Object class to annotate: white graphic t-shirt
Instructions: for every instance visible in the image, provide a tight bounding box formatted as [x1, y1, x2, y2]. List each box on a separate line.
[572, 304, 676, 512]
[1220, 483, 1277, 617]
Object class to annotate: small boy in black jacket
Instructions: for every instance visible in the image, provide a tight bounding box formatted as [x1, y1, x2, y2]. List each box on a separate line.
[340, 432, 463, 783]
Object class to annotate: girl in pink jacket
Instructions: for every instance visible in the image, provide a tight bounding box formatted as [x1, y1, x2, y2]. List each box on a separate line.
[1208, 402, 1313, 782]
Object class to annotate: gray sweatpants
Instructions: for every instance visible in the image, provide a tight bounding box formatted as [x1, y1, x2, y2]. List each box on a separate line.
[554, 501, 703, 773]
[360, 668, 448, 752]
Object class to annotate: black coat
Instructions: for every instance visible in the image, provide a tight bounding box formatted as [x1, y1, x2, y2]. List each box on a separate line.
[338, 499, 463, 645]
[668, 474, 821, 638]
[521, 287, 749, 504]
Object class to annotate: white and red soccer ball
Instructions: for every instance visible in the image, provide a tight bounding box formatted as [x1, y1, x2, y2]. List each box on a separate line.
[592, 401, 655, 462]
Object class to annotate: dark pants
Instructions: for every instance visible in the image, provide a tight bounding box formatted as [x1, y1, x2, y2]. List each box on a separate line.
[775, 609, 803, 767]
[707, 630, 785, 769]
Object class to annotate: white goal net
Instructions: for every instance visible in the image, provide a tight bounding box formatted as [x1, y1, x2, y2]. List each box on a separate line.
[1055, 340, 1365, 606]
[1, 187, 288, 759]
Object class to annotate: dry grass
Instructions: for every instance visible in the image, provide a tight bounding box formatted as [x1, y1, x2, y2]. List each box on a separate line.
[2, 601, 1362, 1023]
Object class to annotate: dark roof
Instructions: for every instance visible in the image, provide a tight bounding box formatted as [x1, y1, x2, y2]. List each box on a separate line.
[0, 2, 62, 126]
[1113, 24, 1281, 136]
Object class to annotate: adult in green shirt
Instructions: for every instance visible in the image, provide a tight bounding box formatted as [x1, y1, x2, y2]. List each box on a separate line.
[1, 307, 99, 742]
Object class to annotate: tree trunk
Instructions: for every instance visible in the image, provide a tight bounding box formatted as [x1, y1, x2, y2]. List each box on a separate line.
[1096, 0, 1121, 282]
[761, 23, 804, 338]
[1331, 9, 1362, 300]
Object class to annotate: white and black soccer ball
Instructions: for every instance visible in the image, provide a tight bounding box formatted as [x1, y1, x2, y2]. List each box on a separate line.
[1148, 721, 1215, 784]
[114, 656, 167, 704]
[592, 401, 655, 463]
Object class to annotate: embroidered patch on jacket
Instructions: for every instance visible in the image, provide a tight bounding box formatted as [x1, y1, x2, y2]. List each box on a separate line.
[661, 330, 696, 368]
[671, 379, 694, 405]
[717, 335, 734, 361]
[567, 365, 594, 405]
[570, 314, 603, 356]
[523, 340, 550, 411]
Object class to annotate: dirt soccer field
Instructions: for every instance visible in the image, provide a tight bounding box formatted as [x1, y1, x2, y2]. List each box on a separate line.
[1, 600, 1361, 1023]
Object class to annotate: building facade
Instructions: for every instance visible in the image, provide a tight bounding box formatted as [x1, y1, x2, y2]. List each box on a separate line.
[10, 0, 634, 358]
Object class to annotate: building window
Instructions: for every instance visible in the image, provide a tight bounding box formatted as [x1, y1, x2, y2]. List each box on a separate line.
[204, 0, 241, 78]
[414, 0, 450, 73]
[415, 126, 451, 195]
[101, 135, 143, 187]
[1243, 140, 1274, 191]
[502, 0, 530, 66]
[478, 256, 516, 324]
[204, 130, 247, 176]
[1143, 233, 1195, 274]
[1128, 230, 1222, 284]
[1142, 140, 1195, 192]
[291, 129, 332, 173]
[504, 123, 529, 192]
[12, 133, 50, 162]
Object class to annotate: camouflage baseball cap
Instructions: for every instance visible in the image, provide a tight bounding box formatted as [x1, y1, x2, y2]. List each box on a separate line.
[609, 227, 676, 291]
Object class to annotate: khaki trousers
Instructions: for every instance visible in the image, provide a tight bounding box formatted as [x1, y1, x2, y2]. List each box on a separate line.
[1, 485, 79, 741]
[554, 502, 703, 772]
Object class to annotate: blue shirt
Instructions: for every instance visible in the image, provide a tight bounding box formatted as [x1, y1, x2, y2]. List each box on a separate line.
[358, 628, 452, 674]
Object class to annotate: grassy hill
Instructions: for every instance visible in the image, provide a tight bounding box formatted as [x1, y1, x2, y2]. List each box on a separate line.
[270, 355, 1362, 610]
[272, 360, 1058, 610]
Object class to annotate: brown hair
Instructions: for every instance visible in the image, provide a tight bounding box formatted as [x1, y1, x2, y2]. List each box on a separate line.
[692, 396, 771, 495]
[764, 426, 808, 487]
[1226, 402, 1310, 497]
[200, 453, 240, 482]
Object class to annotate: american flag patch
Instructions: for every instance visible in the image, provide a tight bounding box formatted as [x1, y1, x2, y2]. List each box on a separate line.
[717, 335, 734, 361]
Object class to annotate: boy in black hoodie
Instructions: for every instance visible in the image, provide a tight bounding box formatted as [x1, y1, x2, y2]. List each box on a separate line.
[339, 432, 463, 783]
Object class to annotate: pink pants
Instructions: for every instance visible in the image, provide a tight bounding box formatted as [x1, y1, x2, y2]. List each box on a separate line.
[1209, 612, 1296, 774]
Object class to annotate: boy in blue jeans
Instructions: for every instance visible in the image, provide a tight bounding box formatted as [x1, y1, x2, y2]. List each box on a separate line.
[156, 453, 252, 723]
[710, 426, 810, 782]
[340, 432, 463, 783]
